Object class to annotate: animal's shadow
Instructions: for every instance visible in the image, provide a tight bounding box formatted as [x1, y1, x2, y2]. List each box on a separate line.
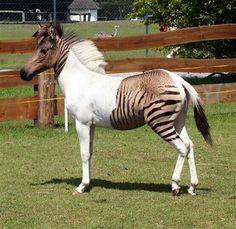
[32, 177, 211, 194]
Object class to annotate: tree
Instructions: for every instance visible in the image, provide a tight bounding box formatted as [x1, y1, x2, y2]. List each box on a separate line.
[130, 0, 236, 58]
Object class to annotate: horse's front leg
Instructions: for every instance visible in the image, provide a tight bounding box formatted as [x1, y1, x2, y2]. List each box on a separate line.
[73, 120, 95, 194]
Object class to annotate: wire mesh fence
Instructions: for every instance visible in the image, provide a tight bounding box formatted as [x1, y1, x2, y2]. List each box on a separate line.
[0, 0, 159, 70]
[0, 0, 133, 23]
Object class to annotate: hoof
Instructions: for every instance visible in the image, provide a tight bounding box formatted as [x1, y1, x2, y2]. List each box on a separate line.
[72, 190, 81, 195]
[73, 183, 89, 195]
[172, 188, 181, 196]
[188, 186, 197, 196]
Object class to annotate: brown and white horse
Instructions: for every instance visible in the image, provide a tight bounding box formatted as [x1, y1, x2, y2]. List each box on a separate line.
[20, 23, 212, 195]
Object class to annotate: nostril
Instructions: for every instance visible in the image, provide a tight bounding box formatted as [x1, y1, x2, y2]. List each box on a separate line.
[20, 68, 34, 81]
[20, 69, 26, 78]
[20, 69, 34, 81]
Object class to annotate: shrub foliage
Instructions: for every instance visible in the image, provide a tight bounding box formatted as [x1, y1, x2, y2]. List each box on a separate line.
[130, 0, 236, 58]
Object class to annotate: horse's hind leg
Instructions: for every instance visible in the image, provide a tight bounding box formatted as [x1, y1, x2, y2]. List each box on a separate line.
[174, 109, 198, 195]
[145, 114, 189, 195]
[168, 136, 191, 195]
[73, 120, 95, 194]
[177, 126, 198, 195]
[144, 103, 194, 195]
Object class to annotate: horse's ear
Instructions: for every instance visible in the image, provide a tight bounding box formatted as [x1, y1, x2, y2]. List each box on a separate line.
[32, 31, 39, 37]
[38, 22, 43, 28]
[48, 24, 58, 40]
[32, 23, 43, 37]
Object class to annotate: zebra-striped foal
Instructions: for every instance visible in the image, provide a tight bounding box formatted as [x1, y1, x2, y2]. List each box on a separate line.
[20, 23, 212, 196]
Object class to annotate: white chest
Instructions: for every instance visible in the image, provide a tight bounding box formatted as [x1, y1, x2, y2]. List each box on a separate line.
[57, 52, 125, 127]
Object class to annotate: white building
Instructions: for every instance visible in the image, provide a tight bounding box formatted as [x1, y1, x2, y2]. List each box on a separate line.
[69, 0, 99, 22]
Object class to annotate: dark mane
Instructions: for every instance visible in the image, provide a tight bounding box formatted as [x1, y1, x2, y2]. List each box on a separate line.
[54, 22, 83, 45]
[54, 22, 64, 38]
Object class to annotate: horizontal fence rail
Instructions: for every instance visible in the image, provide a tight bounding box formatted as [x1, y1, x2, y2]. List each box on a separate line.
[93, 24, 236, 51]
[0, 69, 64, 125]
[0, 70, 37, 87]
[1, 82, 235, 122]
[0, 95, 64, 121]
[195, 83, 236, 104]
[0, 38, 36, 54]
[106, 58, 236, 73]
[0, 24, 236, 53]
[0, 23, 235, 125]
[2, 58, 236, 78]
[0, 96, 38, 121]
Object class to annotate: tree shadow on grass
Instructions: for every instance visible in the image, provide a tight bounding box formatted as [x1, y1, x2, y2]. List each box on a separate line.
[32, 177, 211, 194]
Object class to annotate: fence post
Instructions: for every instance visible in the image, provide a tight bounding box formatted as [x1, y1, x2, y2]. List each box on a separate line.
[53, 0, 57, 22]
[36, 69, 55, 128]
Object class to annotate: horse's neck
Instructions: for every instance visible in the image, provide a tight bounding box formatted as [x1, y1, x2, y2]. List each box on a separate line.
[54, 39, 69, 78]
[54, 37, 79, 78]
[57, 50, 103, 96]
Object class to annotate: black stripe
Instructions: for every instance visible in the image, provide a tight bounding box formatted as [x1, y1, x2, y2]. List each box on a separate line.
[54, 36, 83, 77]
[112, 87, 122, 128]
[137, 91, 146, 106]
[166, 136, 180, 142]
[165, 85, 178, 88]
[131, 91, 140, 122]
[56, 55, 67, 71]
[110, 112, 119, 128]
[161, 130, 177, 139]
[157, 126, 174, 135]
[122, 92, 130, 127]
[151, 120, 173, 130]
[162, 100, 182, 106]
[120, 85, 126, 125]
[146, 107, 161, 117]
[144, 100, 162, 110]
[147, 111, 176, 125]
[126, 91, 134, 124]
[117, 87, 124, 126]
[160, 91, 180, 95]
[144, 99, 180, 111]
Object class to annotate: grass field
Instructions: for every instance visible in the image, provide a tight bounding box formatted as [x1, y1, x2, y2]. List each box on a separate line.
[0, 102, 235, 228]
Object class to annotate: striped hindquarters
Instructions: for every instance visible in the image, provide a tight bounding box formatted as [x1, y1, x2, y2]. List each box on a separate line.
[143, 85, 183, 142]
[109, 70, 185, 141]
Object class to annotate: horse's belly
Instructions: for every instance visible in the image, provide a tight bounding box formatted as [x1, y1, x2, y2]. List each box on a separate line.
[110, 107, 145, 130]
[112, 118, 145, 130]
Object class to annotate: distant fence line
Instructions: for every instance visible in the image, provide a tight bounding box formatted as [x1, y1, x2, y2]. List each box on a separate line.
[0, 24, 235, 126]
[0, 0, 132, 23]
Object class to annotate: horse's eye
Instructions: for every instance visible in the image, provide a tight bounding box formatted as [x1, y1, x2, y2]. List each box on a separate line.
[41, 48, 48, 54]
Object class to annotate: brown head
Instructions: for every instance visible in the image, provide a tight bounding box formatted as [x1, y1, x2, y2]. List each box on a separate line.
[20, 23, 63, 81]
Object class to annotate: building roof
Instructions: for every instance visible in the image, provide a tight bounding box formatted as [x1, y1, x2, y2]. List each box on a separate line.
[68, 0, 99, 10]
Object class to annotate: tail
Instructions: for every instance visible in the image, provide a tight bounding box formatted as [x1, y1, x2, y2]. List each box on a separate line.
[181, 79, 212, 145]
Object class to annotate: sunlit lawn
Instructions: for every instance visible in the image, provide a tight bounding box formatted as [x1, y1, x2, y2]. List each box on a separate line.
[0, 102, 235, 228]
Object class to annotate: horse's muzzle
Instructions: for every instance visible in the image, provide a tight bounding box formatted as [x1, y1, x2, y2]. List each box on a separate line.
[20, 69, 33, 81]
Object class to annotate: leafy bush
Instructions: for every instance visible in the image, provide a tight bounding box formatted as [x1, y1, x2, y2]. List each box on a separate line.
[130, 0, 236, 58]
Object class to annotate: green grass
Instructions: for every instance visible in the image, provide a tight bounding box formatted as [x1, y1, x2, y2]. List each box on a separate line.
[0, 102, 235, 228]
[0, 21, 158, 40]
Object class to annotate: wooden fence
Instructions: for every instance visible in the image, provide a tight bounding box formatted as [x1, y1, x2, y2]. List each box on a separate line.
[0, 69, 64, 127]
[0, 23, 235, 127]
